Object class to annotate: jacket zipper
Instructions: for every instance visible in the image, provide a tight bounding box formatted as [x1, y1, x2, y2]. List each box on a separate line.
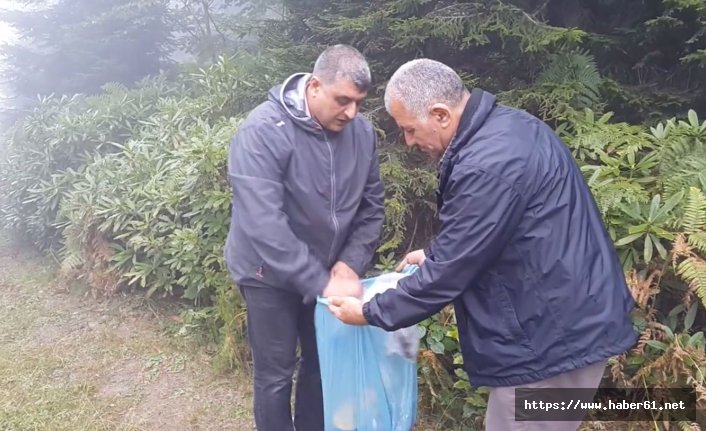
[324, 133, 340, 264]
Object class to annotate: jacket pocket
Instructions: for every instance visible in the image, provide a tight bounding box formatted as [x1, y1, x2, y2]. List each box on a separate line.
[458, 280, 537, 379]
[226, 239, 268, 285]
[496, 281, 536, 354]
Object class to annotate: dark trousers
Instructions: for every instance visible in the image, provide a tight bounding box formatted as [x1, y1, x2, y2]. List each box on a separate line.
[239, 285, 324, 431]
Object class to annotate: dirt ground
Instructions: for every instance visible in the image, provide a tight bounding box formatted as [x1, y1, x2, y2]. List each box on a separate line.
[0, 235, 255, 431]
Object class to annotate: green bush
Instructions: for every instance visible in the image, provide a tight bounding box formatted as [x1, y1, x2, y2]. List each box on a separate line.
[0, 79, 176, 249]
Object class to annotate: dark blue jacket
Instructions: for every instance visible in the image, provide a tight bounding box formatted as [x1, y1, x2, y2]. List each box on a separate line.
[363, 88, 638, 387]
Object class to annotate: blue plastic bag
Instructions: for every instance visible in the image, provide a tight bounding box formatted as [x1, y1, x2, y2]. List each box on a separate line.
[315, 266, 420, 431]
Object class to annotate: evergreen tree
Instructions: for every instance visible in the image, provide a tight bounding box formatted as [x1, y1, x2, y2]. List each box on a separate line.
[0, 0, 172, 106]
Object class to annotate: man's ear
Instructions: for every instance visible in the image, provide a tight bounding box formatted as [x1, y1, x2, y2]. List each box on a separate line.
[430, 103, 452, 128]
[308, 75, 323, 92]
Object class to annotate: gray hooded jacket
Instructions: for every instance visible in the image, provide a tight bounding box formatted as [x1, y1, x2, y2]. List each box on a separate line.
[224, 73, 385, 303]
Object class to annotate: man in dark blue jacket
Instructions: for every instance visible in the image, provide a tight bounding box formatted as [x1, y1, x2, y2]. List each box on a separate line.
[328, 58, 638, 430]
[224, 45, 385, 431]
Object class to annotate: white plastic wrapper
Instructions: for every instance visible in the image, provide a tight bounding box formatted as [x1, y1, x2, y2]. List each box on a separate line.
[362, 266, 421, 362]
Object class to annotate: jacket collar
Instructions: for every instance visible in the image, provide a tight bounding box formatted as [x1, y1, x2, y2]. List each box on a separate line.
[436, 88, 497, 210]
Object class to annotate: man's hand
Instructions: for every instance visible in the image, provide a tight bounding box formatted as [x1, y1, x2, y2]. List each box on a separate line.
[327, 296, 367, 325]
[331, 261, 359, 281]
[322, 277, 363, 298]
[395, 249, 427, 271]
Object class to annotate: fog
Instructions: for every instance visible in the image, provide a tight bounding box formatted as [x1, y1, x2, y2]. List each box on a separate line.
[0, 0, 272, 129]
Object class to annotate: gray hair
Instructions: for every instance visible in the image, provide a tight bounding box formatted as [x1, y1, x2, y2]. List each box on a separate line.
[384, 59, 467, 118]
[312, 44, 371, 92]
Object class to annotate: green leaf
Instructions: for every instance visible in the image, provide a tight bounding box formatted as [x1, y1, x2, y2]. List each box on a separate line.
[645, 340, 668, 351]
[442, 338, 458, 352]
[454, 368, 469, 379]
[651, 226, 675, 239]
[628, 224, 649, 235]
[649, 194, 661, 220]
[687, 332, 705, 348]
[654, 190, 684, 220]
[620, 204, 644, 221]
[627, 356, 646, 365]
[430, 328, 444, 342]
[453, 380, 471, 390]
[429, 340, 445, 355]
[688, 109, 699, 128]
[464, 394, 488, 408]
[668, 304, 686, 318]
[684, 301, 698, 332]
[446, 327, 459, 341]
[643, 233, 653, 263]
[651, 234, 668, 260]
[615, 233, 643, 246]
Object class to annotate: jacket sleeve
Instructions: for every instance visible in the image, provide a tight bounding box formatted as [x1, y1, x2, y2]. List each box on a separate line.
[362, 164, 526, 331]
[336, 136, 386, 276]
[228, 123, 330, 302]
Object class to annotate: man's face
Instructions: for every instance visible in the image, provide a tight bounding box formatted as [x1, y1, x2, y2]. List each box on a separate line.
[389, 98, 447, 160]
[308, 76, 367, 132]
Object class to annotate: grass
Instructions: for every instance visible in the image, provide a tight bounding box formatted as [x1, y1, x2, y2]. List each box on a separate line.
[0, 233, 254, 431]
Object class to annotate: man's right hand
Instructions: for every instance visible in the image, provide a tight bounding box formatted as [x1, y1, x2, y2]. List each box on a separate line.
[330, 261, 359, 281]
[395, 249, 427, 272]
[321, 277, 363, 299]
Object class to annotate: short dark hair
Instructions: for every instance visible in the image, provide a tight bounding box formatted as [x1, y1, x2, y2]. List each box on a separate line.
[312, 44, 371, 92]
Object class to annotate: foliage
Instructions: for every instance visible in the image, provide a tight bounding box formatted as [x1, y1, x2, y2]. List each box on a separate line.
[56, 116, 238, 302]
[0, 78, 178, 249]
[568, 111, 706, 429]
[539, 0, 706, 123]
[376, 149, 437, 254]
[168, 0, 283, 64]
[499, 49, 604, 123]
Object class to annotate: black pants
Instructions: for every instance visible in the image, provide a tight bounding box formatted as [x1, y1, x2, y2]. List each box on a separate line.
[239, 285, 324, 431]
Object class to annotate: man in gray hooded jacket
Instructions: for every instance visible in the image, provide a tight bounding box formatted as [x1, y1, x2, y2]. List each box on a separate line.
[224, 45, 385, 431]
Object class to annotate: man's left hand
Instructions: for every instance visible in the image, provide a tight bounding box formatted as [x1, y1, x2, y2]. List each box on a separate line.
[331, 261, 359, 280]
[327, 296, 367, 325]
[322, 276, 363, 298]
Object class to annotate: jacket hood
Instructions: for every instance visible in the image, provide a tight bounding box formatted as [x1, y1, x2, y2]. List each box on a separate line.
[267, 72, 323, 134]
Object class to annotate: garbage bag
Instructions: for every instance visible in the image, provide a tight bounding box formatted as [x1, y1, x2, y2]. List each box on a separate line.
[315, 265, 420, 431]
